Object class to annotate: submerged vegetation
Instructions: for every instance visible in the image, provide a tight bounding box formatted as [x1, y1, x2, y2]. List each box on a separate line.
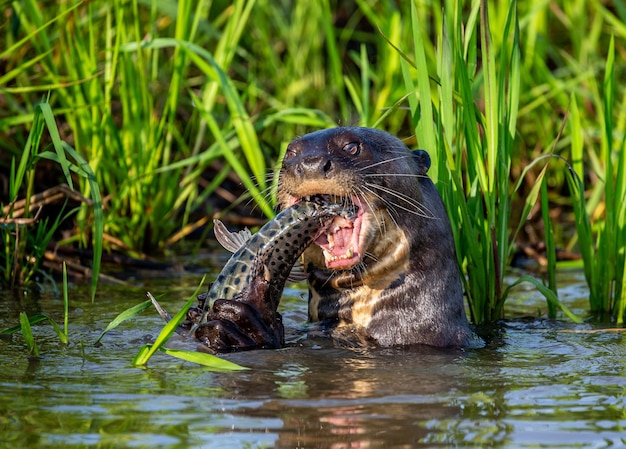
[1, 0, 626, 326]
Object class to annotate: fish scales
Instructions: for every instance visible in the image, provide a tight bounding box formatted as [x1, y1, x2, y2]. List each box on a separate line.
[205, 199, 349, 306]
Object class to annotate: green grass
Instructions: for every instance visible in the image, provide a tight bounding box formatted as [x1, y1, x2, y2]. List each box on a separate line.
[0, 267, 245, 370]
[0, 263, 70, 355]
[2, 100, 103, 300]
[399, 0, 576, 323]
[132, 278, 248, 371]
[567, 38, 626, 322]
[394, 0, 626, 324]
[1, 0, 626, 326]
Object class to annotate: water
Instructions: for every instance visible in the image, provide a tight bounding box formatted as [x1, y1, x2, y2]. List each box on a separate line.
[0, 270, 624, 448]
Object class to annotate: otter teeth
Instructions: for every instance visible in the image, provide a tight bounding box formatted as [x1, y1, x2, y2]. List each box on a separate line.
[323, 246, 355, 262]
[325, 224, 344, 250]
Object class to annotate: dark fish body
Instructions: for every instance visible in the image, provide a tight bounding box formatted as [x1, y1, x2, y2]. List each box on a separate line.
[203, 198, 351, 313]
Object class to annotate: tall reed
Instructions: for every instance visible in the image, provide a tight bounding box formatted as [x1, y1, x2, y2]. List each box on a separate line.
[3, 0, 269, 254]
[400, 0, 579, 323]
[567, 38, 626, 322]
[2, 101, 103, 299]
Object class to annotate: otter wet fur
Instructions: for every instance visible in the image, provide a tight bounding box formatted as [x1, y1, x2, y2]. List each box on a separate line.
[278, 127, 473, 348]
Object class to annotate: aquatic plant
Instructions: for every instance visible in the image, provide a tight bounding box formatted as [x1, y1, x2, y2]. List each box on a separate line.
[398, 0, 573, 323]
[506, 0, 626, 323]
[1, 101, 103, 299]
[95, 274, 247, 369]
[0, 265, 245, 370]
[398, 0, 626, 324]
[0, 0, 343, 258]
[0, 263, 70, 355]
[131, 278, 247, 371]
[566, 39, 626, 323]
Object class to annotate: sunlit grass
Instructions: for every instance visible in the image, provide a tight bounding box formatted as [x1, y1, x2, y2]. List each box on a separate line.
[567, 38, 626, 323]
[131, 277, 248, 371]
[94, 274, 247, 370]
[2, 101, 103, 299]
[0, 269, 246, 370]
[3, 0, 264, 254]
[399, 0, 583, 323]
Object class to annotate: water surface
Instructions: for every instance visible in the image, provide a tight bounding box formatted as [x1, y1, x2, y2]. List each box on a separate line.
[0, 271, 624, 448]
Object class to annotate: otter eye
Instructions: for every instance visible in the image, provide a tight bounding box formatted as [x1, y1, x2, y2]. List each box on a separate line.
[284, 146, 296, 159]
[343, 142, 360, 155]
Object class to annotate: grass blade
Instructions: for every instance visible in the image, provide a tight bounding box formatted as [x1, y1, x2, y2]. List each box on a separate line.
[1, 315, 48, 334]
[541, 178, 557, 318]
[2, 313, 68, 345]
[503, 275, 581, 324]
[132, 293, 194, 366]
[45, 315, 69, 345]
[19, 312, 39, 357]
[37, 102, 72, 189]
[63, 261, 69, 337]
[94, 299, 153, 345]
[37, 137, 104, 301]
[133, 277, 248, 371]
[157, 346, 248, 371]
[133, 277, 206, 366]
[408, 0, 437, 180]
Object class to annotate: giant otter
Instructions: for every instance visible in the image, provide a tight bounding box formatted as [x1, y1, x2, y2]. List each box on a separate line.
[277, 127, 472, 348]
[181, 127, 474, 351]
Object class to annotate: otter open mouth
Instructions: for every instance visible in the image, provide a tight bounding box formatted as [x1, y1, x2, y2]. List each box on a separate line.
[297, 195, 367, 270]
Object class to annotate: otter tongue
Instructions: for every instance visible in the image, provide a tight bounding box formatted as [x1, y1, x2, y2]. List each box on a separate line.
[315, 216, 359, 268]
[328, 226, 352, 256]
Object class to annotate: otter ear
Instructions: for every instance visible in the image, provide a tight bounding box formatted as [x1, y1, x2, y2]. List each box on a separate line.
[412, 149, 431, 175]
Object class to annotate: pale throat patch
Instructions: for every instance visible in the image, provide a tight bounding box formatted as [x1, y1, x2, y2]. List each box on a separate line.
[345, 226, 410, 328]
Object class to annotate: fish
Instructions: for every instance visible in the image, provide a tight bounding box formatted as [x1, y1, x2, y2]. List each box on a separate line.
[197, 195, 355, 322]
[151, 195, 355, 350]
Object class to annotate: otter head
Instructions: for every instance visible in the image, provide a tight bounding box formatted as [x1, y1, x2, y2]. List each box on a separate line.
[277, 127, 433, 280]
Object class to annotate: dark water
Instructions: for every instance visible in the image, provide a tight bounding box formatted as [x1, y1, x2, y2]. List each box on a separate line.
[0, 270, 624, 448]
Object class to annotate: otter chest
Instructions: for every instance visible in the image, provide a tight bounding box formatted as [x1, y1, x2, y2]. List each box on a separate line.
[307, 223, 410, 327]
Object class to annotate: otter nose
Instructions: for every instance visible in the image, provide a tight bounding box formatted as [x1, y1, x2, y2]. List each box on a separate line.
[284, 140, 335, 178]
[294, 154, 334, 178]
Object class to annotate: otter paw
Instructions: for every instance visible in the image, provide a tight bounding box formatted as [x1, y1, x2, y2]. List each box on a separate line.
[194, 299, 284, 352]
